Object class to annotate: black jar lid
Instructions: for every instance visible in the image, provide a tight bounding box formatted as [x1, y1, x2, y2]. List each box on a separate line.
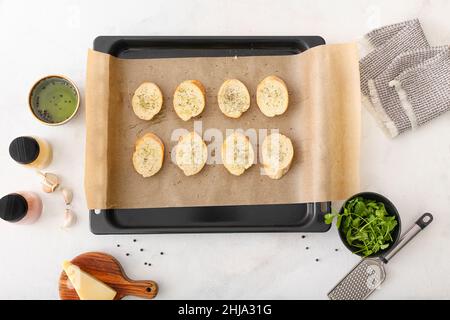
[9, 136, 40, 164]
[0, 194, 28, 222]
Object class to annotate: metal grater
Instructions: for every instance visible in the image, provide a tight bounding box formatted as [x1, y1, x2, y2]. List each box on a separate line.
[328, 213, 433, 300]
[328, 258, 385, 300]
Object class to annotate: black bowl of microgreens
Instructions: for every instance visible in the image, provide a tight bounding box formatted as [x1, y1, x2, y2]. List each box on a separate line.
[325, 192, 401, 257]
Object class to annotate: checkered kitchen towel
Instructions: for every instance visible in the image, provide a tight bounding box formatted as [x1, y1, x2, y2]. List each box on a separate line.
[360, 19, 429, 100]
[360, 19, 450, 137]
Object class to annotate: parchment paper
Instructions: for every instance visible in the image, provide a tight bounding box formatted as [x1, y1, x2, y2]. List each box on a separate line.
[85, 44, 361, 209]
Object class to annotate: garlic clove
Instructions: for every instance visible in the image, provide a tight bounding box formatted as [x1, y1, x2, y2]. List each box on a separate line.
[61, 188, 73, 205]
[41, 173, 60, 193]
[62, 208, 76, 228]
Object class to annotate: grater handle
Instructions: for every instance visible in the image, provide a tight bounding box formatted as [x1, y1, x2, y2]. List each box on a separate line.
[382, 213, 433, 263]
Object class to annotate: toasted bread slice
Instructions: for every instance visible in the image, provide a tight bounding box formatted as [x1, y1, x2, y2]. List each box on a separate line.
[132, 82, 163, 120]
[261, 133, 294, 179]
[221, 132, 254, 176]
[132, 133, 164, 178]
[256, 76, 289, 117]
[175, 131, 208, 176]
[217, 79, 251, 118]
[173, 80, 206, 121]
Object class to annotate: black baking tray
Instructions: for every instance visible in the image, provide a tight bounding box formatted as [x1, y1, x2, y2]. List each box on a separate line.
[90, 36, 331, 234]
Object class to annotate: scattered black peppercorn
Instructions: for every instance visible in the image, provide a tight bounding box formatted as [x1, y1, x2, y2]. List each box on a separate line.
[148, 263, 152, 266]
[126, 253, 130, 256]
[133, 239, 137, 242]
[315, 258, 320, 262]
[306, 246, 310, 250]
[117, 244, 120, 247]
[301, 235, 306, 239]
[335, 248, 339, 252]
[144, 262, 147, 265]
[140, 248, 144, 252]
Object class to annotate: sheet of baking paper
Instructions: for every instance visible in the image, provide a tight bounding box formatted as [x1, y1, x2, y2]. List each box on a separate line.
[85, 44, 361, 209]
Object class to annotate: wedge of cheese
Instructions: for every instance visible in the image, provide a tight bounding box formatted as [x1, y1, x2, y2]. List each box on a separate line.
[62, 261, 117, 300]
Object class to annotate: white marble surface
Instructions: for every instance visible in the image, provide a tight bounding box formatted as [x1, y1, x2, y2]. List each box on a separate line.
[0, 0, 449, 300]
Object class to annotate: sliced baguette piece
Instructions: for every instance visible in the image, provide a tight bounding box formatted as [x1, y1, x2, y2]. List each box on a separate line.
[132, 82, 163, 120]
[222, 131, 255, 176]
[221, 132, 254, 176]
[261, 133, 294, 180]
[173, 80, 206, 121]
[132, 133, 164, 178]
[256, 75, 289, 117]
[175, 131, 208, 176]
[218, 79, 251, 118]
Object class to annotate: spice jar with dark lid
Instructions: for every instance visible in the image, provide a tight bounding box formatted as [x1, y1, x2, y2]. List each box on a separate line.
[0, 192, 42, 224]
[9, 136, 52, 169]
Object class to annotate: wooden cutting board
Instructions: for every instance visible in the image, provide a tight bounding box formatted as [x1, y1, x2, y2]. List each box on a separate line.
[59, 252, 158, 300]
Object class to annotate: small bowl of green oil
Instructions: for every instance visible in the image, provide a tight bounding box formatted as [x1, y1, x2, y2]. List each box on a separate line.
[29, 75, 80, 126]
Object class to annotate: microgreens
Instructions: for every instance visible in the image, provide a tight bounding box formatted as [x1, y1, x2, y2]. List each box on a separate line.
[325, 197, 398, 257]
